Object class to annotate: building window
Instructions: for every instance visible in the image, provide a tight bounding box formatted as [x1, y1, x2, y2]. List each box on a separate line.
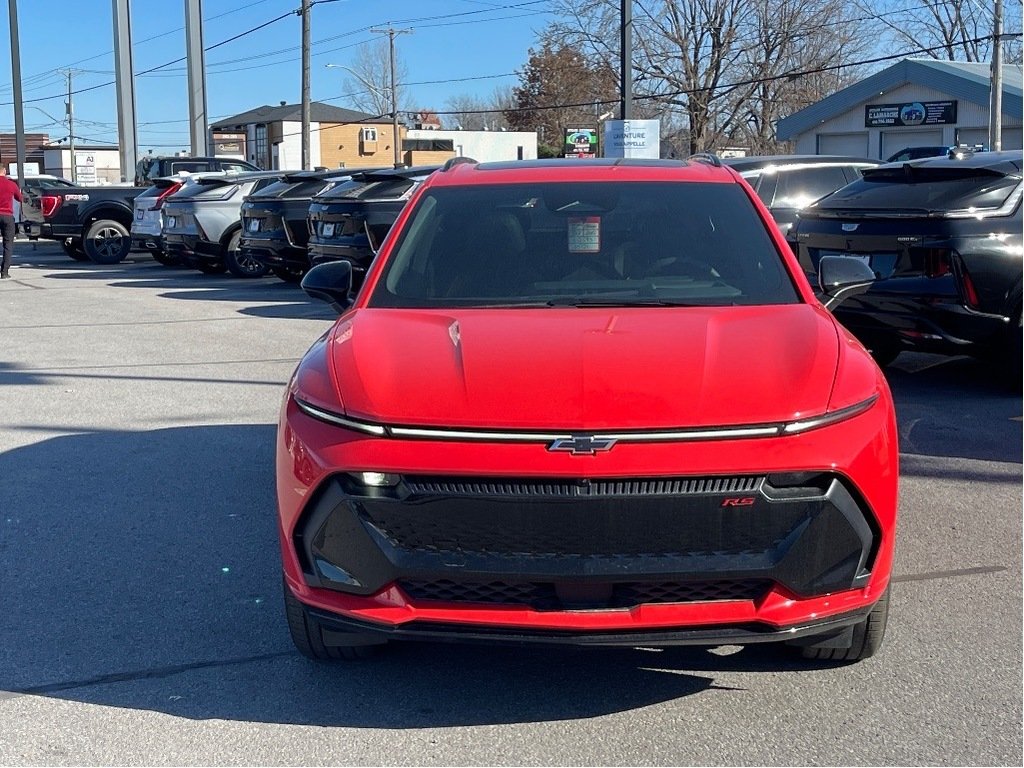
[361, 127, 378, 142]
[254, 124, 268, 169]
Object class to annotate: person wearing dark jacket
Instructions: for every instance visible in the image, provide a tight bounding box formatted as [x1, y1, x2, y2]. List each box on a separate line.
[0, 167, 24, 278]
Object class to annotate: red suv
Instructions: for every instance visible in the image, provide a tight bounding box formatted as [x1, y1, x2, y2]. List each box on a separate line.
[278, 157, 898, 663]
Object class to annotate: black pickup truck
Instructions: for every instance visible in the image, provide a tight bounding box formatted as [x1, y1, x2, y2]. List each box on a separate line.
[24, 185, 144, 263]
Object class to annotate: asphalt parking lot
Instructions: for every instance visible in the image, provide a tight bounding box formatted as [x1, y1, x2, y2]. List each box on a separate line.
[1, 241, 1021, 766]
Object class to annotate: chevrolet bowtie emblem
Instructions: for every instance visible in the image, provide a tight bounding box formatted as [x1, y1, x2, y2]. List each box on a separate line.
[547, 436, 617, 455]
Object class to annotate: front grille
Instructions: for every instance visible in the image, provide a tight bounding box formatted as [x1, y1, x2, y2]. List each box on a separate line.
[404, 475, 762, 498]
[399, 579, 771, 609]
[360, 478, 789, 558]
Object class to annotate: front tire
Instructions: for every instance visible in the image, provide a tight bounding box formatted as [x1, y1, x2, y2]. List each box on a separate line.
[798, 588, 890, 662]
[84, 220, 131, 264]
[224, 232, 269, 278]
[61, 238, 89, 261]
[282, 577, 382, 661]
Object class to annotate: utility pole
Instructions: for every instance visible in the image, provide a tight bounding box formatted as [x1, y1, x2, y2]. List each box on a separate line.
[301, 0, 311, 170]
[64, 70, 77, 183]
[370, 26, 412, 168]
[7, 0, 27, 180]
[185, 0, 209, 156]
[620, 0, 632, 120]
[989, 0, 1003, 151]
[112, 0, 138, 183]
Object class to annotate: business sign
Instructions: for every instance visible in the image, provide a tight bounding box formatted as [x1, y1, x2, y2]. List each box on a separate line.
[865, 101, 957, 128]
[603, 119, 660, 159]
[564, 128, 598, 159]
[75, 151, 97, 185]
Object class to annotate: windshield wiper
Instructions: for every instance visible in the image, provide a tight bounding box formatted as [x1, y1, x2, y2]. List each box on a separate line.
[544, 297, 701, 307]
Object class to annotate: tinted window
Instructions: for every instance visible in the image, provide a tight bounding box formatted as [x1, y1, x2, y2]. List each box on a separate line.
[250, 177, 281, 194]
[222, 162, 254, 173]
[814, 168, 1021, 213]
[371, 182, 798, 308]
[333, 178, 416, 200]
[257, 179, 335, 198]
[26, 178, 74, 190]
[773, 166, 850, 209]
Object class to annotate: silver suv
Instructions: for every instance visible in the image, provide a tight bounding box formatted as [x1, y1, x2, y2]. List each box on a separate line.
[161, 170, 286, 277]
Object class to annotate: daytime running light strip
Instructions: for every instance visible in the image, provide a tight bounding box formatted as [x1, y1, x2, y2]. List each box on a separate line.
[295, 395, 878, 442]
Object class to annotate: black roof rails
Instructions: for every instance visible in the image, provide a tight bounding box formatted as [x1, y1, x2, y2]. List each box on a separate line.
[441, 156, 478, 171]
[688, 152, 722, 168]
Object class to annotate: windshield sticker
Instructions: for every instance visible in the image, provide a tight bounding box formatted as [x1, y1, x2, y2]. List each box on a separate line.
[568, 216, 601, 253]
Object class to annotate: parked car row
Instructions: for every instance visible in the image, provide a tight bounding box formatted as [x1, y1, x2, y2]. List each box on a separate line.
[121, 164, 442, 285]
[788, 150, 1022, 379]
[27, 150, 1022, 384]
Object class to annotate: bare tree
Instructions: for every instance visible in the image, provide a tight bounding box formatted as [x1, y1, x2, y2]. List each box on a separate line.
[444, 86, 515, 131]
[855, 0, 1021, 62]
[337, 39, 409, 117]
[545, 0, 869, 154]
[734, 0, 870, 153]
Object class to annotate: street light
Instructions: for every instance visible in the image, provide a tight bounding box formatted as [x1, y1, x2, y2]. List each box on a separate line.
[325, 62, 401, 168]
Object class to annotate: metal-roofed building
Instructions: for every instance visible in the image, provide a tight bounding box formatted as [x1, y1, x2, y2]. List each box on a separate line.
[776, 59, 1022, 160]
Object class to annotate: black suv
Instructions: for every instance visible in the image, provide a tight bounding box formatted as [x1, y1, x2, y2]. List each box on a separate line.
[723, 155, 879, 235]
[134, 155, 258, 186]
[790, 150, 1022, 374]
[306, 166, 440, 289]
[239, 168, 367, 283]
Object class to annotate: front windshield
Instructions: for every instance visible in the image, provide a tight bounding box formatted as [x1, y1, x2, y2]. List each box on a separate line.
[369, 181, 799, 308]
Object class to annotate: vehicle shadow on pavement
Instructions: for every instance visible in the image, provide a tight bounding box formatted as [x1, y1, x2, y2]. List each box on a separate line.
[884, 353, 1022, 464]
[33, 261, 337, 320]
[0, 425, 831, 728]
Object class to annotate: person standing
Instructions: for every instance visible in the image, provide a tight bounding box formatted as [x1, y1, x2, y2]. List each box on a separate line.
[0, 166, 24, 278]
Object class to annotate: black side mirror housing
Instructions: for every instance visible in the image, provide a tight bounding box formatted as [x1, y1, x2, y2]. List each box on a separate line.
[301, 261, 354, 314]
[817, 255, 876, 310]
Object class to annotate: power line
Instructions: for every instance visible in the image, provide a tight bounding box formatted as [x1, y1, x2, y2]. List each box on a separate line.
[0, 6, 299, 107]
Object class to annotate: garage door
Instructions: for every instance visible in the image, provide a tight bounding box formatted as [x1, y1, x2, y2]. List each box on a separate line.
[881, 129, 944, 161]
[817, 133, 869, 156]
[957, 126, 1023, 150]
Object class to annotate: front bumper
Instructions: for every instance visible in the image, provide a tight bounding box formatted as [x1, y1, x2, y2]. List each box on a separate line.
[305, 599, 874, 648]
[278, 393, 898, 639]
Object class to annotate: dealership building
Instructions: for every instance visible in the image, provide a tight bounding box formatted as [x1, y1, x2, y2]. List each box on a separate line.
[776, 59, 1022, 160]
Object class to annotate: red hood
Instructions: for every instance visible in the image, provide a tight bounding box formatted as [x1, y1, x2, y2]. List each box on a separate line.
[329, 306, 840, 430]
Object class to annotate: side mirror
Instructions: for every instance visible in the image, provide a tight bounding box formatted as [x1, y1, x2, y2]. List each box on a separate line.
[818, 255, 875, 310]
[301, 261, 353, 314]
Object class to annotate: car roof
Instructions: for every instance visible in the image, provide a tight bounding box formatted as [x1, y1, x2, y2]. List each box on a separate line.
[876, 149, 1022, 174]
[722, 155, 879, 171]
[278, 168, 362, 184]
[426, 157, 733, 187]
[197, 169, 287, 185]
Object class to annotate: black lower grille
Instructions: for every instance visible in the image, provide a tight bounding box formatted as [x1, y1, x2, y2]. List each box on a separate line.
[361, 505, 788, 558]
[399, 579, 771, 609]
[404, 476, 763, 498]
[302, 472, 875, 598]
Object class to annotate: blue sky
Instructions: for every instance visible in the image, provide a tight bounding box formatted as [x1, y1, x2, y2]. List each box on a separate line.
[0, 0, 553, 152]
